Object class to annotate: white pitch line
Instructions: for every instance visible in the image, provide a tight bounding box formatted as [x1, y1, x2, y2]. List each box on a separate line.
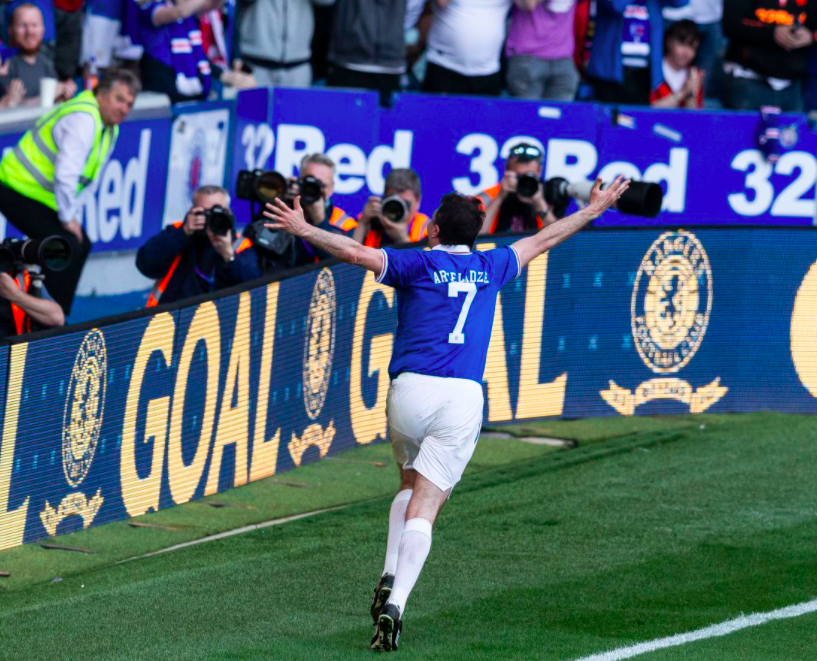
[571, 598, 817, 661]
[117, 504, 349, 565]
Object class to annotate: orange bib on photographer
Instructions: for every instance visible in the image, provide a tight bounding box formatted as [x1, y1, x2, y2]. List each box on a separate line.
[10, 271, 32, 335]
[477, 184, 545, 234]
[146, 222, 254, 308]
[363, 213, 430, 248]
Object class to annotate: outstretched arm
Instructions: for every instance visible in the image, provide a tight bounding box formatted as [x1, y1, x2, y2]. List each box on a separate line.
[264, 197, 385, 274]
[511, 177, 630, 269]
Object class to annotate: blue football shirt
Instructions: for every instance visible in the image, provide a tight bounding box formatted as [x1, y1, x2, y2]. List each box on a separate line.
[377, 244, 521, 383]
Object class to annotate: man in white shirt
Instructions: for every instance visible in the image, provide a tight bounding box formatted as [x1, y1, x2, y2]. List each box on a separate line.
[422, 0, 513, 96]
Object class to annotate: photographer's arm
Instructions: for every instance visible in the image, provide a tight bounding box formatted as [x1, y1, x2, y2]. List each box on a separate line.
[264, 198, 384, 274]
[0, 274, 64, 329]
[511, 177, 629, 269]
[136, 225, 190, 279]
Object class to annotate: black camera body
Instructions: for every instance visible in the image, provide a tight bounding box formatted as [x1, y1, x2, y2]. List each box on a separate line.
[516, 172, 541, 198]
[236, 169, 287, 205]
[200, 205, 235, 237]
[298, 175, 323, 206]
[0, 235, 72, 274]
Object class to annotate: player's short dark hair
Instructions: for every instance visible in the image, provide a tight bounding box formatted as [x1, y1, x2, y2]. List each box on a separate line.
[434, 193, 484, 247]
[664, 19, 701, 54]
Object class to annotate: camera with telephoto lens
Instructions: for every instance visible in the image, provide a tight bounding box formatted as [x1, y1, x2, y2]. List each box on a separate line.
[0, 235, 72, 274]
[544, 177, 664, 219]
[516, 172, 541, 198]
[380, 195, 410, 224]
[236, 169, 288, 205]
[298, 175, 324, 206]
[200, 205, 235, 237]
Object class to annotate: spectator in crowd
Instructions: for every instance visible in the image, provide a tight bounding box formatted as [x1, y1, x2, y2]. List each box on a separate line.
[136, 0, 256, 104]
[0, 268, 64, 339]
[290, 153, 357, 264]
[353, 169, 430, 247]
[326, 0, 410, 104]
[0, 68, 139, 315]
[0, 3, 76, 108]
[53, 0, 84, 81]
[663, 0, 724, 103]
[506, 0, 580, 101]
[82, 0, 143, 82]
[422, 0, 512, 97]
[587, 0, 688, 106]
[238, 0, 336, 89]
[722, 0, 817, 111]
[477, 142, 557, 235]
[138, 185, 262, 307]
[2, 0, 56, 65]
[650, 19, 704, 108]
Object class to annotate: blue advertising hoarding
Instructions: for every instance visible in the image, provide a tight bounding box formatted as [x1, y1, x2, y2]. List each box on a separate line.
[3, 228, 817, 552]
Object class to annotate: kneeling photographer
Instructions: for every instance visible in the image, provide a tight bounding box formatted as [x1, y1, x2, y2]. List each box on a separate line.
[0, 236, 68, 339]
[353, 169, 430, 247]
[137, 185, 262, 307]
[478, 142, 558, 235]
[237, 154, 357, 272]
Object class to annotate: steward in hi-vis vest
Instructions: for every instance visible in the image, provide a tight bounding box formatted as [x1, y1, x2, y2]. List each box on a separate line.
[0, 68, 140, 314]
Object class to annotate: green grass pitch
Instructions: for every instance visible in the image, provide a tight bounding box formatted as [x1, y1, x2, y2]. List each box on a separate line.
[1, 412, 816, 660]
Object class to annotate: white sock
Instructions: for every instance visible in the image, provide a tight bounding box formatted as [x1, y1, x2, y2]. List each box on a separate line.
[383, 489, 413, 576]
[387, 517, 432, 614]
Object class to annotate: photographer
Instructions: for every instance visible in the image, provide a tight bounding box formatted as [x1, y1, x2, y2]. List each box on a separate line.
[290, 153, 357, 264]
[478, 142, 558, 235]
[136, 185, 262, 307]
[0, 269, 64, 339]
[353, 168, 430, 248]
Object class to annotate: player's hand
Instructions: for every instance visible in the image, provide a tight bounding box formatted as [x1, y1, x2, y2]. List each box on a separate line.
[264, 197, 311, 237]
[586, 176, 630, 218]
[183, 207, 206, 236]
[499, 171, 517, 197]
[62, 219, 83, 243]
[360, 196, 382, 226]
[0, 272, 19, 302]
[207, 228, 235, 263]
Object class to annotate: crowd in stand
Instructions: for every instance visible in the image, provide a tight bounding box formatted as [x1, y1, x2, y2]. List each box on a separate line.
[0, 0, 812, 113]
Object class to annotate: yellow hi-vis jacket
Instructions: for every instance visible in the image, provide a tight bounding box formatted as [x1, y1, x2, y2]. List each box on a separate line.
[0, 90, 118, 210]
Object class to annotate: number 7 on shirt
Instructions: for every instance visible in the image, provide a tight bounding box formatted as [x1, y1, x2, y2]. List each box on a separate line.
[447, 282, 476, 344]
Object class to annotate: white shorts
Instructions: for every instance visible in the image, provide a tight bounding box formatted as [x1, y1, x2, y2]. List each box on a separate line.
[386, 372, 484, 492]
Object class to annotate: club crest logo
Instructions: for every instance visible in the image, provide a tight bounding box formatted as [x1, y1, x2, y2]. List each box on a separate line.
[303, 268, 336, 420]
[631, 230, 711, 373]
[63, 328, 108, 486]
[602, 231, 727, 415]
[41, 329, 106, 536]
[291, 269, 337, 465]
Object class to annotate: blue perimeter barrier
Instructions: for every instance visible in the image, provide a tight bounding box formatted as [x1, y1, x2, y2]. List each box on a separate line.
[0, 88, 815, 254]
[2, 228, 817, 551]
